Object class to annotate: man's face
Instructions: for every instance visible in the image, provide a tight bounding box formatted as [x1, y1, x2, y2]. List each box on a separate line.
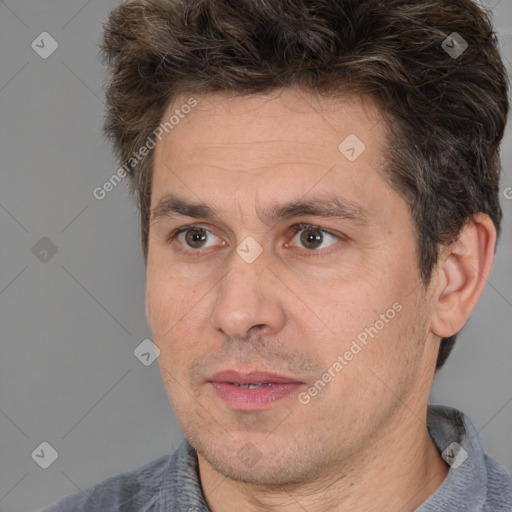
[146, 89, 440, 484]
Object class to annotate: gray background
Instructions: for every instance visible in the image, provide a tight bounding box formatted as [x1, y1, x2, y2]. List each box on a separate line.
[0, 1, 511, 511]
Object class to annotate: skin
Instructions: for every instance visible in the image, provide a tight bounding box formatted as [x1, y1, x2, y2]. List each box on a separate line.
[145, 88, 496, 511]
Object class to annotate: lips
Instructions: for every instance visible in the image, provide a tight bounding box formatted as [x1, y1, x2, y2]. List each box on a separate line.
[208, 369, 303, 385]
[207, 370, 304, 410]
[208, 370, 304, 412]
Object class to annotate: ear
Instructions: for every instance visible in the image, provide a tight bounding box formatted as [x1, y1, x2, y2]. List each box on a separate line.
[430, 213, 496, 338]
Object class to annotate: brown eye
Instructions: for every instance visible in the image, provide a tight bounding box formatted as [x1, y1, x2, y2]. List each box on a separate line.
[300, 228, 324, 249]
[184, 228, 208, 248]
[290, 224, 339, 251]
[175, 227, 221, 249]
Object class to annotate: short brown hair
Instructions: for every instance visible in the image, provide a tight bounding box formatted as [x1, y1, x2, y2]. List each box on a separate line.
[100, 0, 509, 371]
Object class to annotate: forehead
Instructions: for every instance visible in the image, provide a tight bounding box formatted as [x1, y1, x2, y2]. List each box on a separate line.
[154, 89, 385, 173]
[151, 89, 392, 220]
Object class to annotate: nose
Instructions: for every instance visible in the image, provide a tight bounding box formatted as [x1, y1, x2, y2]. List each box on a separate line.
[209, 248, 286, 341]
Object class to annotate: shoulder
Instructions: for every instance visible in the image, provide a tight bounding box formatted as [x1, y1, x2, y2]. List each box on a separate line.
[483, 454, 512, 511]
[426, 404, 512, 511]
[37, 453, 173, 512]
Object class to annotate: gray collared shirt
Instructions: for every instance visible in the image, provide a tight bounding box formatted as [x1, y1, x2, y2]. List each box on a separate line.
[39, 405, 512, 511]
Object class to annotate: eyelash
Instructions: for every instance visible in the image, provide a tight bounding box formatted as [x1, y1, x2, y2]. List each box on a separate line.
[288, 223, 335, 239]
[166, 223, 343, 256]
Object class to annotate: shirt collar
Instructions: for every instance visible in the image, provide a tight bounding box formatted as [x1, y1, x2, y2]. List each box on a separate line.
[417, 404, 488, 511]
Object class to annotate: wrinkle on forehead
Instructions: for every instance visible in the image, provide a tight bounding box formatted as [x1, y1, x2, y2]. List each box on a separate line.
[152, 89, 390, 233]
[187, 140, 332, 172]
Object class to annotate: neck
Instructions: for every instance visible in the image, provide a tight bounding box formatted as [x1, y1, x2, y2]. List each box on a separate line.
[197, 406, 449, 512]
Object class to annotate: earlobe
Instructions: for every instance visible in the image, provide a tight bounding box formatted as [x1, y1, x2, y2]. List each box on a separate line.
[430, 213, 496, 338]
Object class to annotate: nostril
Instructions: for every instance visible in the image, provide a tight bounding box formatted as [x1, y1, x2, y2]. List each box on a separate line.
[246, 324, 268, 340]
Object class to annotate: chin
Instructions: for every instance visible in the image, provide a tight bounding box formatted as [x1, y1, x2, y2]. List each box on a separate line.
[194, 434, 316, 486]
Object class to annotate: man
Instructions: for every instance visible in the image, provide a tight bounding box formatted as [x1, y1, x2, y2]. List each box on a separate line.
[40, 0, 511, 510]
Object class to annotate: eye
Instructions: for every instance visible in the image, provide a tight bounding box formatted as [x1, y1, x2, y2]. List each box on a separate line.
[172, 225, 222, 250]
[287, 224, 340, 251]
[167, 223, 342, 254]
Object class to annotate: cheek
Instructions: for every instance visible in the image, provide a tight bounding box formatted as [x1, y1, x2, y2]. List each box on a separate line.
[315, 272, 421, 377]
[306, 278, 383, 342]
[146, 276, 179, 334]
[147, 270, 211, 359]
[146, 260, 202, 330]
[317, 301, 425, 430]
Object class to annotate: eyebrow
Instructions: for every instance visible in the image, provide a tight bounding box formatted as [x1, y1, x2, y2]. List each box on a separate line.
[150, 193, 369, 226]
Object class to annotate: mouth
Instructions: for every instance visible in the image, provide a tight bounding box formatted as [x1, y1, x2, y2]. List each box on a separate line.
[209, 369, 304, 384]
[207, 370, 304, 411]
[230, 382, 273, 389]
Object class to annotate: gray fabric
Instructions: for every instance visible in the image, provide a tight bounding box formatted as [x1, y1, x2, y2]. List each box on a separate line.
[38, 405, 512, 511]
